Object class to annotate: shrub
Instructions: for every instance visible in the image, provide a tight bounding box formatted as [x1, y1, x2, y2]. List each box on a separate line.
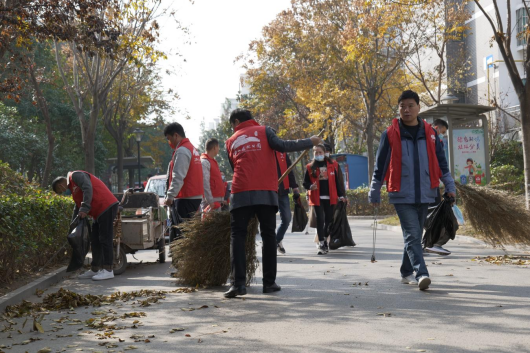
[490, 165, 524, 194]
[0, 161, 74, 284]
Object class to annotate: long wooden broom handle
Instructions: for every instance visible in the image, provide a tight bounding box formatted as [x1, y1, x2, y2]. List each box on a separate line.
[278, 129, 325, 186]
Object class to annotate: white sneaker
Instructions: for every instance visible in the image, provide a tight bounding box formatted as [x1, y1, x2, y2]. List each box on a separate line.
[401, 275, 418, 285]
[92, 269, 114, 281]
[78, 269, 99, 279]
[418, 276, 431, 290]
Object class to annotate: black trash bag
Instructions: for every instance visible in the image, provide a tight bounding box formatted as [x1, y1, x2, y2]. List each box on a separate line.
[423, 194, 459, 248]
[66, 217, 91, 272]
[328, 202, 356, 250]
[169, 203, 184, 243]
[291, 193, 308, 232]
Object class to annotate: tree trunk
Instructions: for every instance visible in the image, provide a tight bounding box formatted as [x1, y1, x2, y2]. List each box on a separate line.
[366, 96, 377, 184]
[521, 85, 530, 209]
[117, 139, 124, 192]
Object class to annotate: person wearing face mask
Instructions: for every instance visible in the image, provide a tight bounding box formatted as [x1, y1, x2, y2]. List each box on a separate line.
[164, 122, 204, 243]
[303, 144, 347, 255]
[224, 109, 322, 298]
[424, 119, 452, 256]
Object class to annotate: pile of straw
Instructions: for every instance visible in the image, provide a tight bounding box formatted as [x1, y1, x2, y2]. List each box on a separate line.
[170, 211, 259, 287]
[457, 184, 530, 246]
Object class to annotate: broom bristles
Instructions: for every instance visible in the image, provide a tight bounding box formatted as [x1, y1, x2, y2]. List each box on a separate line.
[169, 211, 259, 287]
[457, 184, 530, 247]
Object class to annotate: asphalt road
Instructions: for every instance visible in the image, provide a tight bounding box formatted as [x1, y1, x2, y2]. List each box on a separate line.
[2, 219, 530, 353]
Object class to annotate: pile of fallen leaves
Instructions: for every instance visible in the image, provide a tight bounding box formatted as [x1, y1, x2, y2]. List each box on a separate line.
[4, 287, 197, 318]
[170, 211, 259, 287]
[472, 255, 530, 266]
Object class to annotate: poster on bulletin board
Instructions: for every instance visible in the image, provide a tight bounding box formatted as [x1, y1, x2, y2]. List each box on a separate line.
[452, 129, 487, 186]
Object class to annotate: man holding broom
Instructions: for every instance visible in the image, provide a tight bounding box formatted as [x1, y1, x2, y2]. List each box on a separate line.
[369, 90, 456, 290]
[224, 109, 322, 298]
[164, 122, 204, 242]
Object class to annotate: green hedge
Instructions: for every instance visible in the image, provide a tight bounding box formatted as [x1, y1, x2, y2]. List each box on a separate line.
[0, 162, 73, 284]
[290, 187, 395, 216]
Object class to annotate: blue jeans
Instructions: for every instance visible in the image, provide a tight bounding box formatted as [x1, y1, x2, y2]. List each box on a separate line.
[276, 194, 292, 243]
[394, 203, 429, 280]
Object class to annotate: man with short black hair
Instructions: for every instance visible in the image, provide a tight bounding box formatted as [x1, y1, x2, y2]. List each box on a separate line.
[52, 172, 119, 281]
[164, 122, 204, 242]
[369, 90, 456, 290]
[224, 108, 322, 298]
[201, 138, 225, 211]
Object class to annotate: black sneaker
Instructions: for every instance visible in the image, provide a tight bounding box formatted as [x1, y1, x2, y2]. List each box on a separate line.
[323, 241, 329, 254]
[277, 242, 286, 255]
[317, 242, 326, 255]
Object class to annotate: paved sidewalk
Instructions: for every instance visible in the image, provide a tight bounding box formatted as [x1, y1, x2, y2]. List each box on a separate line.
[2, 220, 530, 352]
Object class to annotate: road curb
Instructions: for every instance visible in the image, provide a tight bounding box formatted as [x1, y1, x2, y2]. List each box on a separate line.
[375, 223, 490, 247]
[0, 257, 91, 313]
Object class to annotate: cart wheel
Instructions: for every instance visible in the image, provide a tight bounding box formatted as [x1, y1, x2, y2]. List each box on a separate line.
[158, 237, 166, 264]
[113, 245, 128, 275]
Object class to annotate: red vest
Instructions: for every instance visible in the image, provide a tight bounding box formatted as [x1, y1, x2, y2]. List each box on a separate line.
[68, 171, 118, 219]
[384, 118, 442, 192]
[168, 138, 204, 198]
[200, 153, 225, 198]
[275, 152, 290, 189]
[306, 161, 339, 206]
[226, 120, 277, 194]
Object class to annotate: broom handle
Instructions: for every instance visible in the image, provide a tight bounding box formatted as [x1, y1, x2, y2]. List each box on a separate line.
[278, 129, 325, 186]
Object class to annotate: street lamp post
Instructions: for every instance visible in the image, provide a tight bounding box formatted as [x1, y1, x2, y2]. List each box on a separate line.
[133, 128, 144, 191]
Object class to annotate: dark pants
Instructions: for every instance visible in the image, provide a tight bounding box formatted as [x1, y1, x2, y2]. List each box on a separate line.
[315, 199, 334, 242]
[276, 194, 292, 243]
[170, 198, 202, 242]
[230, 205, 277, 287]
[91, 204, 118, 270]
[394, 203, 429, 280]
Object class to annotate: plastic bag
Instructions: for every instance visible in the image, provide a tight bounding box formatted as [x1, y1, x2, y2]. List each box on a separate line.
[328, 202, 356, 250]
[423, 194, 459, 248]
[309, 206, 317, 228]
[291, 194, 308, 232]
[452, 205, 465, 226]
[66, 217, 91, 272]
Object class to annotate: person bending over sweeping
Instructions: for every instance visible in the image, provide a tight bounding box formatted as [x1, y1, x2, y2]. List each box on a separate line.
[368, 90, 456, 291]
[224, 109, 322, 299]
[52, 172, 119, 281]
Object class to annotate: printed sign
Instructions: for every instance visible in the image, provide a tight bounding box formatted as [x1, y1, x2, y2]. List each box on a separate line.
[452, 129, 487, 186]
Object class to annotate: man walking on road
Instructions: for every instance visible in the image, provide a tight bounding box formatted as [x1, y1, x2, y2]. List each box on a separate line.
[275, 151, 300, 255]
[164, 122, 204, 242]
[200, 138, 226, 212]
[224, 109, 322, 298]
[52, 172, 119, 281]
[369, 90, 456, 290]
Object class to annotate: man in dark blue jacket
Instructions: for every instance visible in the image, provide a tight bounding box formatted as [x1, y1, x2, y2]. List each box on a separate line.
[369, 90, 456, 291]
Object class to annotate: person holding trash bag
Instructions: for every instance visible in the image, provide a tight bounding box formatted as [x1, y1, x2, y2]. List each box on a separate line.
[52, 172, 119, 281]
[303, 144, 347, 255]
[201, 138, 226, 212]
[368, 90, 456, 290]
[275, 150, 301, 255]
[224, 109, 322, 298]
[164, 122, 204, 242]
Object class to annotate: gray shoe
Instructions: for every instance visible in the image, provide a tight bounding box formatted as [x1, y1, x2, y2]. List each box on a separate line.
[418, 276, 431, 290]
[401, 275, 418, 285]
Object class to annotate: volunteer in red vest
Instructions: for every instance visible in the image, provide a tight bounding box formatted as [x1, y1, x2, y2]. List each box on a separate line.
[52, 172, 119, 281]
[200, 138, 225, 212]
[163, 122, 204, 242]
[303, 144, 347, 255]
[224, 109, 322, 298]
[368, 90, 456, 291]
[275, 151, 300, 255]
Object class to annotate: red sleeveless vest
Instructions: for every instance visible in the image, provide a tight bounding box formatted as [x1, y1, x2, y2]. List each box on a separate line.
[226, 120, 277, 194]
[306, 161, 339, 206]
[169, 138, 204, 198]
[384, 118, 441, 192]
[68, 171, 118, 219]
[200, 153, 225, 198]
[275, 152, 290, 189]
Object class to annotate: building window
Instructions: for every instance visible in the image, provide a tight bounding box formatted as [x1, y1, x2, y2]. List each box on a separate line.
[517, 8, 528, 47]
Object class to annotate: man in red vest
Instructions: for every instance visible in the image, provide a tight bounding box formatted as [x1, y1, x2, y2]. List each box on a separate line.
[163, 122, 204, 242]
[275, 151, 300, 254]
[369, 90, 456, 291]
[224, 109, 322, 298]
[200, 138, 226, 211]
[52, 172, 119, 281]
